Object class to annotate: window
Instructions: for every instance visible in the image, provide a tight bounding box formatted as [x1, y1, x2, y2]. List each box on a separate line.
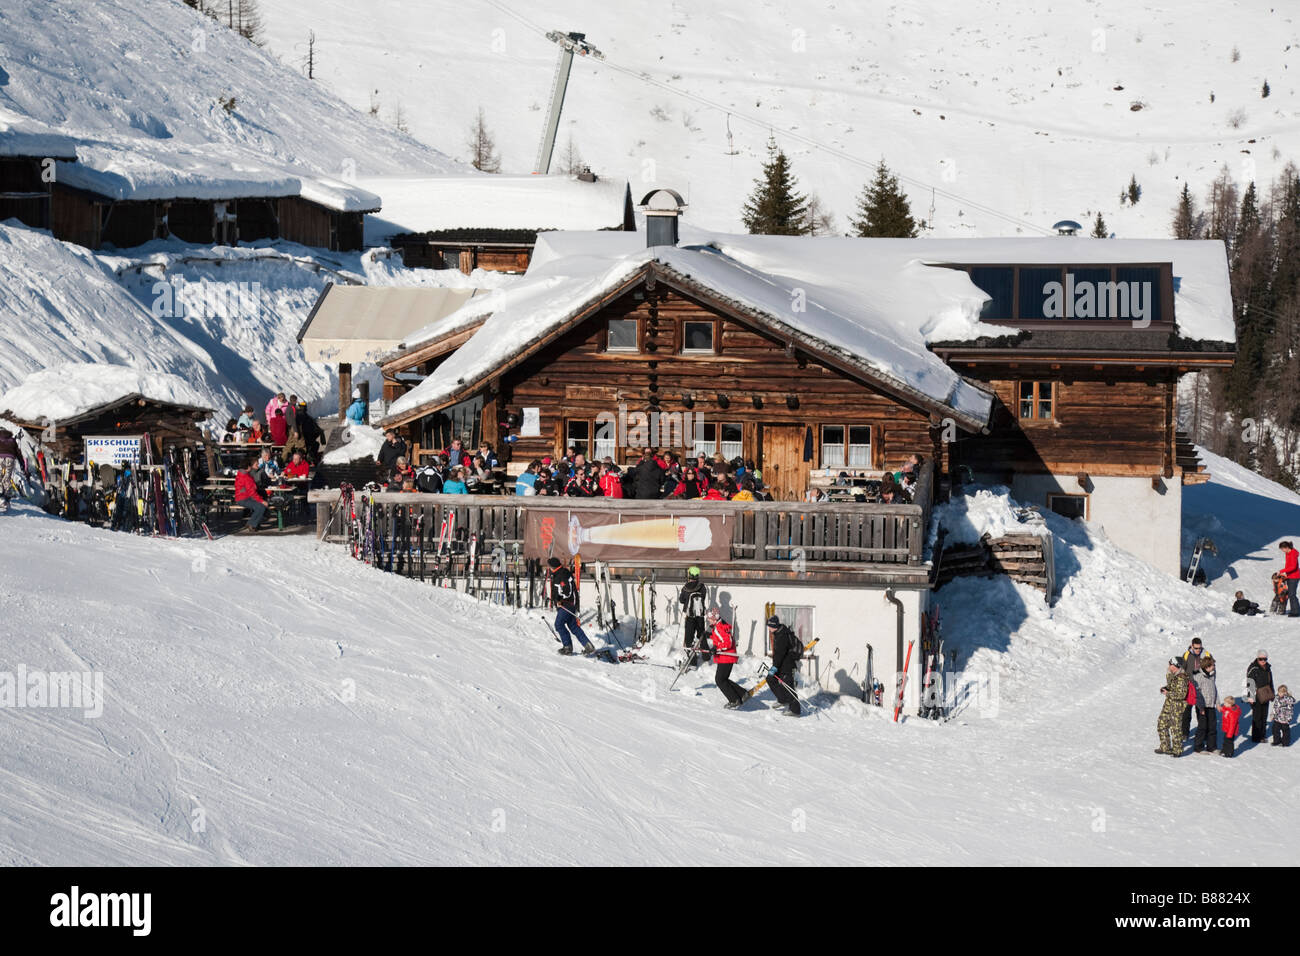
[1047, 494, 1087, 520]
[1018, 381, 1054, 421]
[820, 425, 871, 468]
[566, 419, 591, 459]
[693, 422, 743, 460]
[1116, 267, 1163, 323]
[1018, 267, 1063, 320]
[769, 606, 815, 652]
[682, 320, 715, 353]
[607, 318, 638, 351]
[969, 267, 1014, 320]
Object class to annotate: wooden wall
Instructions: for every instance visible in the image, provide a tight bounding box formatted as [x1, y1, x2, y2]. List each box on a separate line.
[951, 368, 1176, 477]
[102, 201, 159, 248]
[50, 185, 99, 248]
[279, 197, 332, 249]
[0, 158, 49, 228]
[481, 286, 941, 475]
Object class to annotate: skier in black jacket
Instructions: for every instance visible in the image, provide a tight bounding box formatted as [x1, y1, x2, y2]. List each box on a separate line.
[766, 615, 801, 717]
[678, 566, 710, 666]
[548, 557, 596, 656]
[629, 453, 664, 500]
[1247, 651, 1275, 743]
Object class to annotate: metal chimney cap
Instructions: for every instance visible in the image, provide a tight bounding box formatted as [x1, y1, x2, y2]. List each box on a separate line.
[1052, 219, 1083, 235]
[639, 188, 688, 213]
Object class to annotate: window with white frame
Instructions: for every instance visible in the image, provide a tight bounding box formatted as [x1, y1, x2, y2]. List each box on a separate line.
[820, 425, 871, 468]
[693, 422, 742, 460]
[682, 320, 716, 353]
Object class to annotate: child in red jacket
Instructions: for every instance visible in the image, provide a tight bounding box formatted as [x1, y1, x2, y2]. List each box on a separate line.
[1219, 696, 1242, 757]
[234, 462, 267, 532]
[707, 607, 746, 710]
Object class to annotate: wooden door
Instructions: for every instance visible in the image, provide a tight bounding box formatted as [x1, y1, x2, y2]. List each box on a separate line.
[759, 424, 811, 501]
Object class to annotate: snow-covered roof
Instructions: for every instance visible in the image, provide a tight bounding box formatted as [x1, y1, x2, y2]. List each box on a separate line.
[0, 108, 79, 160]
[361, 174, 632, 244]
[300, 285, 486, 365]
[384, 228, 1235, 431]
[54, 142, 381, 211]
[0, 363, 213, 425]
[383, 229, 1000, 429]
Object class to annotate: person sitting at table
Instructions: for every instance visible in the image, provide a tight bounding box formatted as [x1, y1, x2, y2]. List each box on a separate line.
[248, 419, 265, 445]
[733, 479, 758, 502]
[221, 418, 239, 443]
[466, 454, 493, 491]
[442, 467, 469, 494]
[477, 444, 500, 469]
[388, 456, 415, 490]
[253, 448, 281, 489]
[377, 429, 407, 475]
[237, 404, 255, 431]
[400, 476, 419, 493]
[444, 438, 471, 469]
[234, 459, 268, 533]
[283, 451, 311, 481]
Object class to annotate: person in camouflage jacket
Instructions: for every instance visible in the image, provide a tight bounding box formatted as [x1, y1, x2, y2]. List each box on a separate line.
[1272, 684, 1295, 747]
[1156, 658, 1190, 756]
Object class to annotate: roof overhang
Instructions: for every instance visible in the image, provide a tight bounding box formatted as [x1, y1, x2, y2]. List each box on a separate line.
[298, 284, 484, 366]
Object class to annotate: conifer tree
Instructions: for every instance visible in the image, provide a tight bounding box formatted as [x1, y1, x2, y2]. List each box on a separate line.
[850, 161, 918, 237]
[1171, 182, 1202, 239]
[466, 107, 502, 173]
[740, 137, 810, 235]
[1090, 211, 1109, 238]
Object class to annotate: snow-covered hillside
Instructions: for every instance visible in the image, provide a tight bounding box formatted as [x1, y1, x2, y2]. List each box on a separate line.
[263, 0, 1300, 236]
[0, 222, 515, 419]
[0, 0, 464, 184]
[1, 450, 1296, 865]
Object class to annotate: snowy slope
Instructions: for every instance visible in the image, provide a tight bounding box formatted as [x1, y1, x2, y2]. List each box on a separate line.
[0, 222, 516, 421]
[0, 0, 465, 184]
[263, 0, 1300, 237]
[1, 459, 1297, 865]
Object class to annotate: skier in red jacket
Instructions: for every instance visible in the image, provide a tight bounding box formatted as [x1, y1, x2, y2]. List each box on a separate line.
[234, 461, 267, 532]
[707, 607, 746, 709]
[1279, 541, 1300, 616]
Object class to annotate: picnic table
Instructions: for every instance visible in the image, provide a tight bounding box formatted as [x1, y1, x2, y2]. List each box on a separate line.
[265, 477, 312, 529]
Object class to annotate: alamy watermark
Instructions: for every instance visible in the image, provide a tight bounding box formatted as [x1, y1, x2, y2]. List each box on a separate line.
[0, 665, 103, 718]
[595, 403, 706, 450]
[1041, 273, 1154, 327]
[150, 277, 262, 321]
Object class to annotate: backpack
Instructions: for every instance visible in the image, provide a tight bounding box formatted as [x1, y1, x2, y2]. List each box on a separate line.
[775, 625, 802, 663]
[1186, 680, 1197, 707]
[415, 466, 443, 494]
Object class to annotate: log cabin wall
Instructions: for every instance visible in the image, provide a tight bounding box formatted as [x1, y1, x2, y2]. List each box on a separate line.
[0, 158, 51, 229]
[50, 184, 101, 249]
[279, 197, 332, 249]
[489, 285, 942, 477]
[950, 367, 1177, 478]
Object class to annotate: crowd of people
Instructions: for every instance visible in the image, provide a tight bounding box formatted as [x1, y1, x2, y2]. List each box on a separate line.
[513, 447, 767, 500]
[218, 392, 325, 464]
[1156, 637, 1294, 756]
[373, 431, 501, 494]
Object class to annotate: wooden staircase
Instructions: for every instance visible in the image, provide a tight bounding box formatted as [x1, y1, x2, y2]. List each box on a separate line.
[1176, 431, 1210, 485]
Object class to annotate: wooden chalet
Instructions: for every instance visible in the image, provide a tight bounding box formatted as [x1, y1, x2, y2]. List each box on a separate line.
[364, 172, 636, 275]
[0, 114, 79, 231]
[0, 368, 212, 463]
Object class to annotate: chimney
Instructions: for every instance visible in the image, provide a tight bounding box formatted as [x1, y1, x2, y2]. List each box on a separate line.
[1051, 219, 1083, 236]
[639, 188, 687, 248]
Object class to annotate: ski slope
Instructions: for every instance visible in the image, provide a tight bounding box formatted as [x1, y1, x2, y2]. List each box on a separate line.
[262, 0, 1300, 238]
[0, 452, 1296, 865]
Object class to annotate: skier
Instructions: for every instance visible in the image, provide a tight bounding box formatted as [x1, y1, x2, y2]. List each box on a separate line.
[548, 556, 595, 656]
[1279, 541, 1300, 616]
[766, 615, 801, 717]
[678, 567, 710, 667]
[1192, 655, 1219, 754]
[1272, 684, 1295, 747]
[1247, 650, 1275, 743]
[1155, 657, 1190, 756]
[706, 607, 746, 709]
[0, 427, 26, 512]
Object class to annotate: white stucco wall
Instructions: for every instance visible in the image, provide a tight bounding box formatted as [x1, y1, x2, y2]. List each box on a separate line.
[581, 576, 929, 705]
[1004, 473, 1183, 578]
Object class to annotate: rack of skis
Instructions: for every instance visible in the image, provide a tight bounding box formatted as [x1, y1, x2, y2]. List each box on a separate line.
[31, 432, 210, 539]
[332, 483, 542, 607]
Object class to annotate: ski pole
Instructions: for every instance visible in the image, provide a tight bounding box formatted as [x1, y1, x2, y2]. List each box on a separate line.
[773, 674, 826, 721]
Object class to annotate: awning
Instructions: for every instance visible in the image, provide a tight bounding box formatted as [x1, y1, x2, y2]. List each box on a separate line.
[298, 285, 484, 365]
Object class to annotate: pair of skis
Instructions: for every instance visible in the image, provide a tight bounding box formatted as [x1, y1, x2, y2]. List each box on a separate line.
[741, 637, 820, 703]
[633, 570, 658, 647]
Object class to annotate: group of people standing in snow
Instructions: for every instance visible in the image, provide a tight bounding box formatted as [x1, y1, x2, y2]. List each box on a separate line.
[1156, 637, 1293, 757]
[547, 561, 805, 716]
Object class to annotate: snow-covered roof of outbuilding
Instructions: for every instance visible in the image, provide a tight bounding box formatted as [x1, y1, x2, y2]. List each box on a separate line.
[0, 363, 213, 425]
[54, 141, 381, 211]
[0, 108, 79, 160]
[361, 174, 632, 244]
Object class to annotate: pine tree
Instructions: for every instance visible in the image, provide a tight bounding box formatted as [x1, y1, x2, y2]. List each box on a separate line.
[466, 108, 502, 173]
[850, 161, 918, 237]
[1263, 80, 1271, 98]
[1171, 182, 1203, 239]
[1226, 181, 1277, 414]
[1127, 174, 1141, 205]
[741, 138, 809, 235]
[1090, 211, 1109, 238]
